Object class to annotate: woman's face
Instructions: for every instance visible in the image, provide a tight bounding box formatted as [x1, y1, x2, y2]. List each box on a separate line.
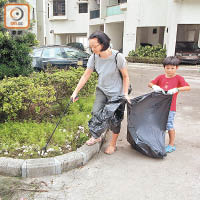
[89, 38, 102, 54]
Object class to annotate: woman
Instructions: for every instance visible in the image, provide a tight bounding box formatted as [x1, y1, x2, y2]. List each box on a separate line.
[71, 31, 130, 154]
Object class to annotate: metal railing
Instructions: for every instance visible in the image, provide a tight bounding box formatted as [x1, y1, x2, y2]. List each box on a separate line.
[119, 0, 127, 3]
[108, 0, 127, 6]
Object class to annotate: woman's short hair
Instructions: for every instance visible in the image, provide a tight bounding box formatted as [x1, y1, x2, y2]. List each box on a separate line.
[89, 31, 111, 51]
[163, 56, 181, 67]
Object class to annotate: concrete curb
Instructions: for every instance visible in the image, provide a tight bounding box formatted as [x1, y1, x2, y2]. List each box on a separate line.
[0, 133, 106, 178]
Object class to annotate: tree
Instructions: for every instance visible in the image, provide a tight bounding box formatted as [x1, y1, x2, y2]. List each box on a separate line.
[0, 0, 8, 32]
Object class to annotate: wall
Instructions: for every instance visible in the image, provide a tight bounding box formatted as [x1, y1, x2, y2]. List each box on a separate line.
[105, 22, 124, 50]
[177, 0, 200, 24]
[47, 0, 89, 45]
[36, 0, 44, 45]
[137, 0, 168, 27]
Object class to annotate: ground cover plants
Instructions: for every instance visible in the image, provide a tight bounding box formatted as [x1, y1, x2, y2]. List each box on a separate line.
[0, 67, 97, 159]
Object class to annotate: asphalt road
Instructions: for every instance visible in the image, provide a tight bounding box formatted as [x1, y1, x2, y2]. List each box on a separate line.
[4, 63, 200, 200]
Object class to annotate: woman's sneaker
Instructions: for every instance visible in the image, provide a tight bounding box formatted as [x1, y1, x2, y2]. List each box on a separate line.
[165, 145, 176, 153]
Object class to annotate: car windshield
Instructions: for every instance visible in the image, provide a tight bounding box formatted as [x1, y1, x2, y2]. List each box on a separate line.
[42, 48, 63, 58]
[176, 42, 200, 51]
[63, 47, 89, 58]
[32, 48, 43, 57]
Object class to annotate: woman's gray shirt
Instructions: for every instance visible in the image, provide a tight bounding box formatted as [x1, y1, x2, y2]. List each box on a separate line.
[87, 49, 127, 96]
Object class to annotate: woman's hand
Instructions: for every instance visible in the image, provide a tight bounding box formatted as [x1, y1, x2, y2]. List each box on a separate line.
[71, 92, 79, 103]
[124, 94, 131, 104]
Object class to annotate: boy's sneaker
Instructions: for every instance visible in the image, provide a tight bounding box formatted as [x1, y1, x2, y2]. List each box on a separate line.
[165, 145, 176, 153]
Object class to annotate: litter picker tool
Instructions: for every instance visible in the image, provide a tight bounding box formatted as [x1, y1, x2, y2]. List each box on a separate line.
[41, 97, 78, 155]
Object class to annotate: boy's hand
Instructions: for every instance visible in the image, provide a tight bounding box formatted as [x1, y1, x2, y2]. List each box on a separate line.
[152, 85, 165, 94]
[167, 88, 179, 95]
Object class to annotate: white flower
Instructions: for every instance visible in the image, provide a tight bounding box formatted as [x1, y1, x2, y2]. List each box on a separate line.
[66, 145, 71, 150]
[4, 152, 8, 155]
[78, 126, 84, 133]
[18, 153, 22, 156]
[47, 148, 54, 152]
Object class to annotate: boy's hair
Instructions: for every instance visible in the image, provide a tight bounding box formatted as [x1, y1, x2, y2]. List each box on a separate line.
[163, 56, 180, 67]
[89, 31, 111, 51]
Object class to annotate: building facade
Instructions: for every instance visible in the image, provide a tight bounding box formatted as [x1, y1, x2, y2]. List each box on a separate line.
[31, 0, 200, 56]
[89, 0, 200, 56]
[34, 0, 89, 48]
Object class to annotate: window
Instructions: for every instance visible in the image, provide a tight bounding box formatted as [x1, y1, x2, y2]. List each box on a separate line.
[79, 3, 88, 13]
[153, 28, 157, 34]
[42, 48, 63, 58]
[53, 0, 65, 16]
[63, 48, 89, 58]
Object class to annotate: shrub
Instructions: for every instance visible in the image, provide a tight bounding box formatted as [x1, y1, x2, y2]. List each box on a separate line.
[0, 67, 97, 158]
[0, 67, 97, 121]
[128, 44, 166, 60]
[126, 56, 164, 64]
[0, 32, 38, 79]
[0, 96, 94, 159]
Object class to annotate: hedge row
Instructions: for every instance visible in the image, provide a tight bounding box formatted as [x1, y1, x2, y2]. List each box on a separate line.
[126, 56, 164, 64]
[127, 44, 166, 64]
[0, 67, 97, 121]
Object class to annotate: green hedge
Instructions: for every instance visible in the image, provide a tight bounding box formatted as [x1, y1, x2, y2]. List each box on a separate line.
[127, 44, 166, 64]
[0, 67, 98, 121]
[126, 56, 164, 64]
[0, 96, 95, 159]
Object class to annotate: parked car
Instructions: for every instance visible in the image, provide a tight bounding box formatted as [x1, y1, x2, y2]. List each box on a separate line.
[31, 45, 90, 71]
[175, 41, 200, 64]
[66, 42, 85, 51]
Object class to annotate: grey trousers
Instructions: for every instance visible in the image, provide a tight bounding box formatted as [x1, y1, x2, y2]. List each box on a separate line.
[92, 88, 121, 134]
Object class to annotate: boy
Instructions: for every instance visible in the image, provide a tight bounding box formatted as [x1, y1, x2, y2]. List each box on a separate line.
[148, 56, 190, 153]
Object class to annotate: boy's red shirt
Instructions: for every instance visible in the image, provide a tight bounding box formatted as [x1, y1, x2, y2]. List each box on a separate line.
[151, 74, 189, 111]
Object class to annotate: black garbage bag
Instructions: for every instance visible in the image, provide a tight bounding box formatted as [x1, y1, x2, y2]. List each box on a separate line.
[127, 92, 172, 158]
[89, 96, 126, 138]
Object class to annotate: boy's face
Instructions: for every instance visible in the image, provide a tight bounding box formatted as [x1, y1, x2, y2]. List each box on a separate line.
[164, 65, 178, 77]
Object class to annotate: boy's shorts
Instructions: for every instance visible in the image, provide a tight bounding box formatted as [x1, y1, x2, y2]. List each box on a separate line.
[166, 111, 176, 130]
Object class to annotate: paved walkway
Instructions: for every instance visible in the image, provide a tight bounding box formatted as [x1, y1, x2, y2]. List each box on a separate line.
[2, 63, 200, 200]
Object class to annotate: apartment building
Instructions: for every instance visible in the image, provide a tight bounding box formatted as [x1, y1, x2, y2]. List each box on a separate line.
[89, 0, 200, 56]
[31, 0, 89, 47]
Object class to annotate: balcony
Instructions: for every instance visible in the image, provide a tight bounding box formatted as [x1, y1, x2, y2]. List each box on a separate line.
[90, 9, 100, 19]
[119, 0, 127, 3]
[108, 0, 127, 6]
[107, 5, 123, 17]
